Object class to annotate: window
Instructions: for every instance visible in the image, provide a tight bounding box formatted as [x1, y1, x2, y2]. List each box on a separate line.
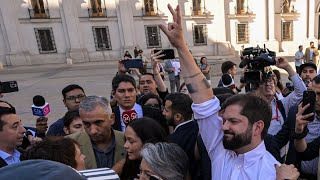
[89, 0, 105, 17]
[236, 23, 249, 43]
[92, 27, 112, 50]
[193, 0, 202, 15]
[144, 0, 155, 16]
[281, 0, 291, 13]
[236, 0, 245, 14]
[29, 0, 48, 18]
[34, 28, 57, 54]
[282, 21, 293, 41]
[193, 24, 207, 45]
[145, 26, 161, 48]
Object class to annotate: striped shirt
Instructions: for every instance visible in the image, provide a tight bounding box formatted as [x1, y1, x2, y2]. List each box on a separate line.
[78, 168, 120, 180]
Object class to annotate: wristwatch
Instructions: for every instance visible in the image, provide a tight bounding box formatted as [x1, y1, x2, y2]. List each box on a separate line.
[235, 87, 242, 93]
[291, 127, 309, 140]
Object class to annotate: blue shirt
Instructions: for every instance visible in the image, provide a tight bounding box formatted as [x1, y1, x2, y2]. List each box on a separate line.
[0, 149, 21, 165]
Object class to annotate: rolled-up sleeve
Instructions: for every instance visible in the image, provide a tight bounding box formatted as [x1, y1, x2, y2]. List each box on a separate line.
[192, 97, 223, 156]
[282, 74, 306, 115]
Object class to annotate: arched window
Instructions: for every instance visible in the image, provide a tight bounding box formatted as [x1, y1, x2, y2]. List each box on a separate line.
[145, 0, 155, 16]
[30, 0, 47, 18]
[90, 0, 104, 17]
[193, 0, 202, 15]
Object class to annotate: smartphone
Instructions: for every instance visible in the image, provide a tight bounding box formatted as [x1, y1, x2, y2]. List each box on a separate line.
[0, 81, 19, 93]
[302, 90, 316, 121]
[122, 59, 143, 69]
[154, 49, 175, 59]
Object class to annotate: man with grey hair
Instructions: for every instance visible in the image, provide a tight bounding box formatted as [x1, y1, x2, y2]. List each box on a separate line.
[67, 96, 126, 170]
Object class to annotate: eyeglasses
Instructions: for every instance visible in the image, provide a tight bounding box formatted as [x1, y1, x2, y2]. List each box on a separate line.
[65, 94, 86, 102]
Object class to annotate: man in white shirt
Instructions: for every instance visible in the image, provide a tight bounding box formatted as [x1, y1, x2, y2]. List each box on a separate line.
[295, 45, 304, 74]
[159, 4, 284, 179]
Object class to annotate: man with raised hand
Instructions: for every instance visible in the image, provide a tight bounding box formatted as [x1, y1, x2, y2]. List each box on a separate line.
[159, 4, 282, 180]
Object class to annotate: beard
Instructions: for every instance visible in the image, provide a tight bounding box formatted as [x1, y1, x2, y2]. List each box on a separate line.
[223, 125, 252, 150]
[167, 116, 175, 127]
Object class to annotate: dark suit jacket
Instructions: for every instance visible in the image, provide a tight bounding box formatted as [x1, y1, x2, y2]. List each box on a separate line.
[168, 121, 211, 180]
[0, 158, 7, 168]
[112, 105, 168, 134]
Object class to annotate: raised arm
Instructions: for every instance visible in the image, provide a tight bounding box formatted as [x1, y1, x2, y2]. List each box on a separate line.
[151, 50, 167, 92]
[159, 4, 213, 103]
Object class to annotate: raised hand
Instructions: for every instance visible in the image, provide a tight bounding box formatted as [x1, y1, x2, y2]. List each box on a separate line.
[159, 4, 186, 49]
[295, 103, 313, 133]
[276, 57, 296, 76]
[150, 49, 164, 74]
[275, 164, 299, 180]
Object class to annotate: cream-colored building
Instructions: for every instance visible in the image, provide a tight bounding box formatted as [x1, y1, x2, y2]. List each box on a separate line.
[0, 0, 320, 66]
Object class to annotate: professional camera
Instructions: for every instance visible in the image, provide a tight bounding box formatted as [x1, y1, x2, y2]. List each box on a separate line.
[239, 45, 276, 85]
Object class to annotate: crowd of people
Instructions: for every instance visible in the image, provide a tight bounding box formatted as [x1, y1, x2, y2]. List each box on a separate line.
[1, 3, 320, 180]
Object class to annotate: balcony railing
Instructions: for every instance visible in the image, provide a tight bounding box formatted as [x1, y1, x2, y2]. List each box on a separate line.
[28, 8, 50, 19]
[88, 7, 107, 18]
[191, 6, 211, 16]
[234, 6, 252, 15]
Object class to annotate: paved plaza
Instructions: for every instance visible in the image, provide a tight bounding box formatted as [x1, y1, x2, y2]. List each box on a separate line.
[0, 56, 293, 127]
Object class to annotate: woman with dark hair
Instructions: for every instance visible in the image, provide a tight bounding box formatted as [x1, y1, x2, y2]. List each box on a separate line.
[200, 57, 211, 85]
[117, 118, 167, 179]
[23, 136, 85, 170]
[139, 93, 163, 110]
[179, 82, 190, 96]
[272, 69, 285, 99]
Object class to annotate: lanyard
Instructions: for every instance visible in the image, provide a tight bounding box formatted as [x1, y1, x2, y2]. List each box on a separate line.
[272, 101, 279, 121]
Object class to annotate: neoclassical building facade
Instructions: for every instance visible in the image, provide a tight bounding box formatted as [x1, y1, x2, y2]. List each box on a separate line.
[0, 0, 320, 66]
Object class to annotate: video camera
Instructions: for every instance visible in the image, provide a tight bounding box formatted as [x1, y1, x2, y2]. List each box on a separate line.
[239, 45, 276, 85]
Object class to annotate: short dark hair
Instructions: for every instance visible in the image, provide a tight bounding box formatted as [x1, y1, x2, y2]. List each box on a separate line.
[313, 75, 320, 84]
[310, 41, 314, 45]
[128, 117, 167, 144]
[112, 74, 136, 91]
[221, 61, 236, 74]
[0, 105, 16, 131]
[63, 109, 80, 128]
[23, 137, 80, 169]
[139, 93, 163, 110]
[299, 45, 303, 49]
[220, 94, 272, 139]
[200, 57, 206, 64]
[62, 84, 85, 99]
[164, 93, 193, 121]
[140, 73, 155, 81]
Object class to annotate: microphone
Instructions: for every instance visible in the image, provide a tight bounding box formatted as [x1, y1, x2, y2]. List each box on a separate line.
[122, 110, 138, 126]
[221, 74, 235, 89]
[31, 95, 50, 116]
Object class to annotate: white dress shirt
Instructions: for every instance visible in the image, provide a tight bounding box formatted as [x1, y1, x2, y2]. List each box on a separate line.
[192, 97, 280, 180]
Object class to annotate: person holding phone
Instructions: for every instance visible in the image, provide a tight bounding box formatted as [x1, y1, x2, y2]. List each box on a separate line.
[289, 75, 320, 178]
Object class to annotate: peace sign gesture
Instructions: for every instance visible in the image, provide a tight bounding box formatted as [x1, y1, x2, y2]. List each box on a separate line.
[159, 4, 186, 49]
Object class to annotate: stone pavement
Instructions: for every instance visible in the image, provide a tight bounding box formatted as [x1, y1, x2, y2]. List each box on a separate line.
[0, 55, 294, 127]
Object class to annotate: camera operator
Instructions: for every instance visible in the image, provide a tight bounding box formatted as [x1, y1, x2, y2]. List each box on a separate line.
[255, 57, 306, 135]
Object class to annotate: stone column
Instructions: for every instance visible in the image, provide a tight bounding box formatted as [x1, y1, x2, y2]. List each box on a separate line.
[268, 0, 275, 40]
[61, 0, 88, 63]
[309, 0, 316, 39]
[117, 0, 135, 56]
